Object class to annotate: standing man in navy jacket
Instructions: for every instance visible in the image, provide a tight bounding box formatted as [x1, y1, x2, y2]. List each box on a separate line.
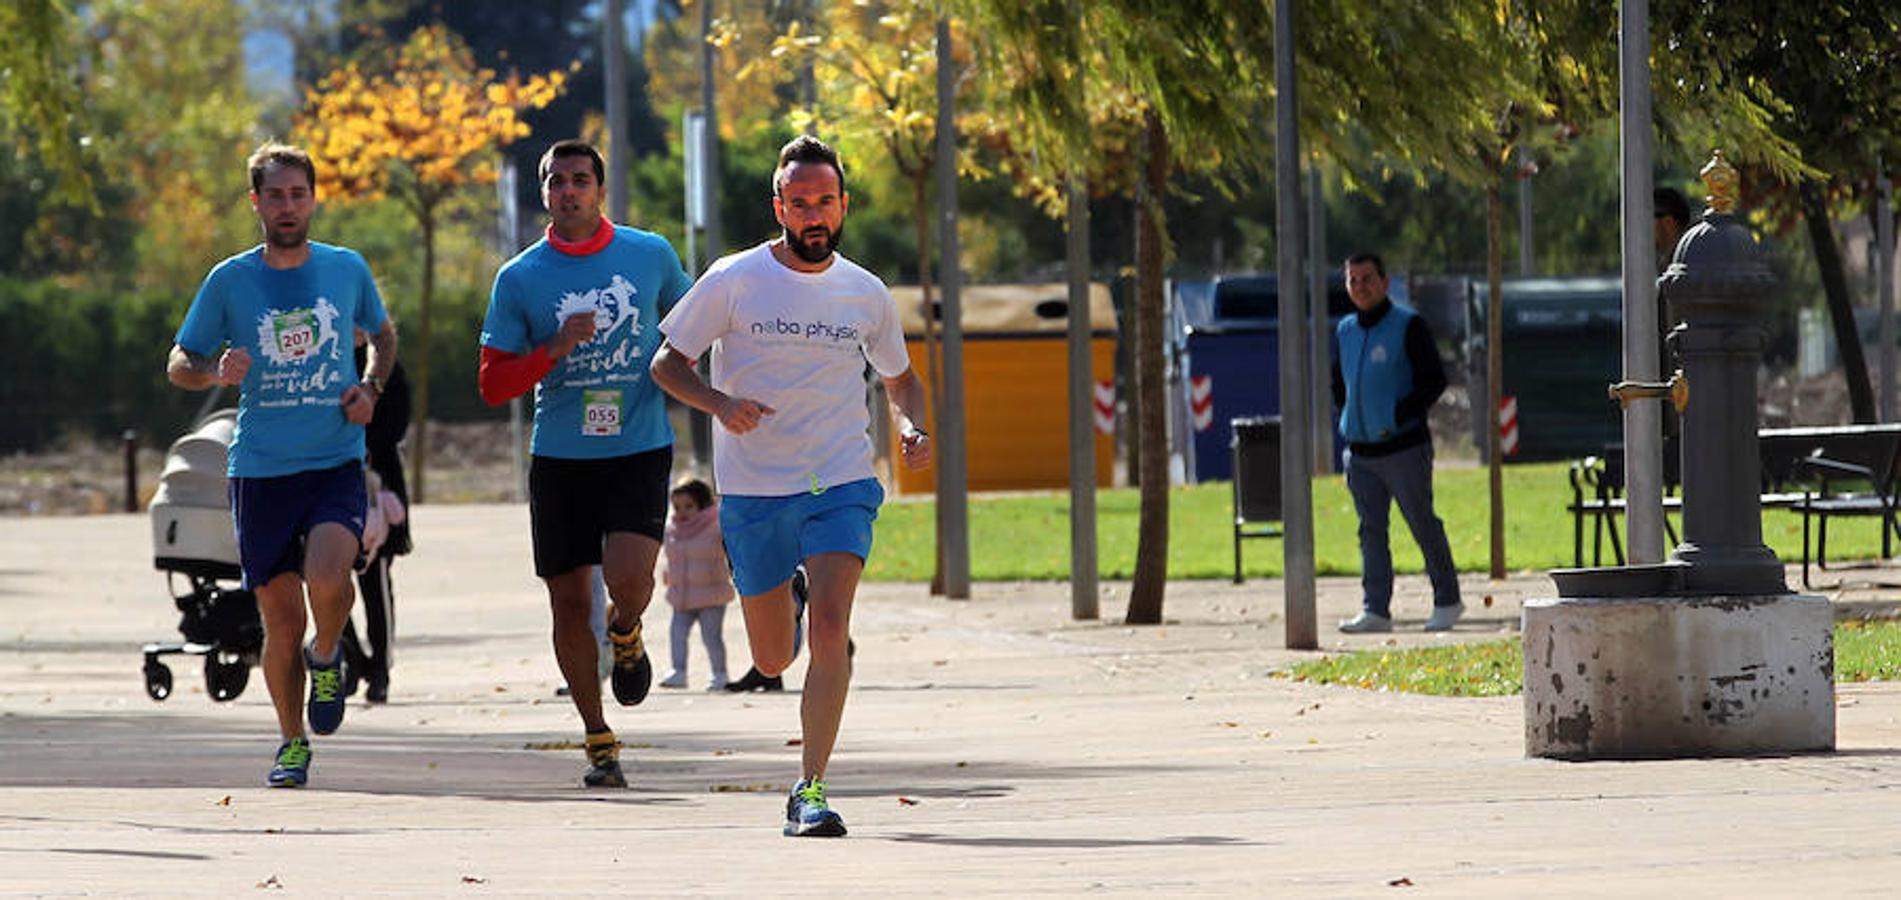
[1331, 252, 1463, 634]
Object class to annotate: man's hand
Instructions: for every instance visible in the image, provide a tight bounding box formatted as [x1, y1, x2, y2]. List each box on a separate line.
[900, 428, 932, 471]
[341, 383, 377, 424]
[217, 347, 252, 385]
[716, 395, 776, 434]
[548, 312, 596, 360]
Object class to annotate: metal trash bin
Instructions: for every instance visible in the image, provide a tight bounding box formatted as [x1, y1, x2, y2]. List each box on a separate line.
[1230, 416, 1283, 583]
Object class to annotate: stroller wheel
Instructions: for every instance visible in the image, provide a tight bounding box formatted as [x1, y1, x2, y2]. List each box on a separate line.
[205, 654, 250, 702]
[143, 661, 174, 702]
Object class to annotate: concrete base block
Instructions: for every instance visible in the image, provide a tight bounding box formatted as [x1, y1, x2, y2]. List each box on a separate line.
[1523, 594, 1834, 759]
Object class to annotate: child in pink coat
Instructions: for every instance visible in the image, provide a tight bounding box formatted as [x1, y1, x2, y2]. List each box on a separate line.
[658, 478, 734, 690]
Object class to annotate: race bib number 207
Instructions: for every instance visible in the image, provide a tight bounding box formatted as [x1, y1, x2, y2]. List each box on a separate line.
[271, 310, 317, 362]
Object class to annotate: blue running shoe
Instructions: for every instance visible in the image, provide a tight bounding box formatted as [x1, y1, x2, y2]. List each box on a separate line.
[306, 645, 346, 735]
[784, 778, 847, 837]
[267, 737, 312, 788]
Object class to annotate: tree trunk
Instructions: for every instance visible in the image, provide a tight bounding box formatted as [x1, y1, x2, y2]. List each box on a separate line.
[412, 206, 435, 503]
[1486, 180, 1505, 578]
[1800, 178, 1876, 423]
[1125, 111, 1170, 626]
[914, 172, 947, 597]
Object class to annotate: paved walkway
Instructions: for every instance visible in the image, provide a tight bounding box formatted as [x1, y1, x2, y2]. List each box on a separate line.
[4, 507, 1901, 896]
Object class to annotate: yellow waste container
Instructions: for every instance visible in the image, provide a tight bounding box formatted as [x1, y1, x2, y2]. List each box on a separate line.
[886, 283, 1117, 494]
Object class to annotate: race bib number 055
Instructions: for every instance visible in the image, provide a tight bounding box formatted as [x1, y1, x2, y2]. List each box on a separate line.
[582, 388, 623, 437]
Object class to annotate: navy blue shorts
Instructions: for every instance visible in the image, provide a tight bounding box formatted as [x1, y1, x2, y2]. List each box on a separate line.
[229, 461, 367, 590]
[719, 478, 883, 597]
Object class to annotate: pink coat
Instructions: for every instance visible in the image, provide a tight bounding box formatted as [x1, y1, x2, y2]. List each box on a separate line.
[661, 505, 735, 611]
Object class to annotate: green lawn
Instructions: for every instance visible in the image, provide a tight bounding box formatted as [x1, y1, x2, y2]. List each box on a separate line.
[865, 461, 1889, 582]
[1279, 619, 1901, 695]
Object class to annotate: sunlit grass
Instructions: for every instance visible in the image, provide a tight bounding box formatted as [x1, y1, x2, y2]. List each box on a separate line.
[866, 460, 1896, 582]
[1282, 619, 1901, 696]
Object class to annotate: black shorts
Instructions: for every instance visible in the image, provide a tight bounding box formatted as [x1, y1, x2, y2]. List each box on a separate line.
[528, 447, 671, 578]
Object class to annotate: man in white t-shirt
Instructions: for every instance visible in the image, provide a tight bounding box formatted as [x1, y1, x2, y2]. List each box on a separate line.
[651, 135, 930, 838]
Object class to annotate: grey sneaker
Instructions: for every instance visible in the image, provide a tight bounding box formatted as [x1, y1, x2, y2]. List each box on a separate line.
[1338, 611, 1393, 634]
[1424, 603, 1465, 633]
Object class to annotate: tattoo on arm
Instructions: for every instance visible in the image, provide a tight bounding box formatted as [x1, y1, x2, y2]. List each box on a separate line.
[365, 322, 398, 382]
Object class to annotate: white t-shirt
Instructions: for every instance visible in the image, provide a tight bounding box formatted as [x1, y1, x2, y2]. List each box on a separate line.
[659, 243, 911, 496]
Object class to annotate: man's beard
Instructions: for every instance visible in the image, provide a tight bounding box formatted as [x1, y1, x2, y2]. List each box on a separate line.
[267, 222, 309, 249]
[784, 223, 842, 264]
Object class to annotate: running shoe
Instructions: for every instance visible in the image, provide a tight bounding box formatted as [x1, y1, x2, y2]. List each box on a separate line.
[608, 622, 653, 706]
[267, 736, 312, 788]
[305, 644, 346, 734]
[583, 730, 626, 788]
[784, 778, 847, 837]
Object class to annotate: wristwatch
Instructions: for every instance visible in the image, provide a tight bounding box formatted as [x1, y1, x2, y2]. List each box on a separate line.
[363, 375, 385, 398]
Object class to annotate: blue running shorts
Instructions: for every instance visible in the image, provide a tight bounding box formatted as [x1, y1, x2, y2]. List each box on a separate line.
[229, 461, 367, 590]
[718, 478, 883, 597]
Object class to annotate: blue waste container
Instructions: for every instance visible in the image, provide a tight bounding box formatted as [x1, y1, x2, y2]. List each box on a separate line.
[1171, 274, 1363, 482]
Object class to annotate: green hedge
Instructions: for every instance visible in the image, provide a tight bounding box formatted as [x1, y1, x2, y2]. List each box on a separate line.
[0, 276, 504, 453]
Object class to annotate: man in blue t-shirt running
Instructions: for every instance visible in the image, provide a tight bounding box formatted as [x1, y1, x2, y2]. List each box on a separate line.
[478, 139, 693, 788]
[167, 142, 399, 788]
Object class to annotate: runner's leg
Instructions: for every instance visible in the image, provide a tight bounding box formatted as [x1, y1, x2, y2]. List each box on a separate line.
[303, 521, 359, 661]
[738, 581, 798, 677]
[798, 551, 860, 781]
[254, 572, 308, 739]
[547, 567, 609, 733]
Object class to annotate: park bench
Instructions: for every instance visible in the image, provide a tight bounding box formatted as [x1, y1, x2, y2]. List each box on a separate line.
[1567, 438, 1681, 567]
[1569, 424, 1901, 585]
[1765, 424, 1901, 588]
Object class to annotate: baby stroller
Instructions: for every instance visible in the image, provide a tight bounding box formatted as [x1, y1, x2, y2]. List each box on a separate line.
[141, 408, 262, 702]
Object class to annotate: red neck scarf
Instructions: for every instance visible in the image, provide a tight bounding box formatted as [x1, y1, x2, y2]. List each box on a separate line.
[547, 216, 614, 256]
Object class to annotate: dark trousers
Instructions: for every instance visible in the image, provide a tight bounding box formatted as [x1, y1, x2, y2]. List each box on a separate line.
[1344, 442, 1461, 616]
[341, 555, 394, 680]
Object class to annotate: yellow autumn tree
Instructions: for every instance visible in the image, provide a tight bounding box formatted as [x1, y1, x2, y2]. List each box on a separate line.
[295, 24, 570, 502]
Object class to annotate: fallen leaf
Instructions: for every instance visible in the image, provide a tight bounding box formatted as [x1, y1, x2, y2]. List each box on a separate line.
[257, 875, 284, 889]
[1483, 595, 1495, 608]
[1388, 877, 1413, 887]
[461, 876, 487, 884]
[1220, 721, 1238, 728]
[785, 738, 803, 746]
[898, 797, 919, 806]
[216, 795, 232, 806]
[955, 761, 968, 768]
[932, 659, 948, 666]
[492, 685, 508, 693]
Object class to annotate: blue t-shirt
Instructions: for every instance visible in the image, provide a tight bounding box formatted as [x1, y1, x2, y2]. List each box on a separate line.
[175, 243, 389, 478]
[480, 226, 692, 459]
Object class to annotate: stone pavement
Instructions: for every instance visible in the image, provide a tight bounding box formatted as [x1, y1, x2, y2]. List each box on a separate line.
[4, 506, 1901, 896]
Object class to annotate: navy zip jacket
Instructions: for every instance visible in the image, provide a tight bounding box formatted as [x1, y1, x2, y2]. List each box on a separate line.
[1330, 297, 1446, 458]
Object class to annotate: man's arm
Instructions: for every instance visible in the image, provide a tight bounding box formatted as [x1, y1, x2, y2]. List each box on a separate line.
[649, 341, 775, 433]
[477, 313, 595, 406]
[1395, 316, 1448, 423]
[1329, 330, 1346, 412]
[361, 318, 397, 385]
[167, 344, 248, 391]
[881, 368, 932, 470]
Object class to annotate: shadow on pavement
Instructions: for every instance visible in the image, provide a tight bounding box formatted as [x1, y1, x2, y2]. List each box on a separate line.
[884, 832, 1260, 850]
